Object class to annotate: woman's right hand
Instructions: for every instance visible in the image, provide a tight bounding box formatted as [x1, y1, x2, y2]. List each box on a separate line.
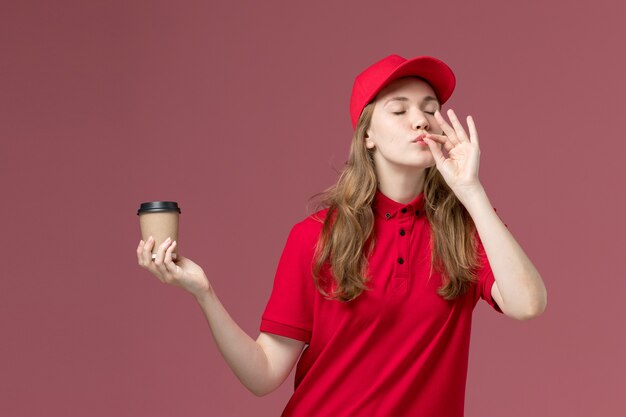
[137, 236, 211, 298]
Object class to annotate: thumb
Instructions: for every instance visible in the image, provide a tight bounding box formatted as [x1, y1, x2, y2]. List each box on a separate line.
[424, 137, 446, 167]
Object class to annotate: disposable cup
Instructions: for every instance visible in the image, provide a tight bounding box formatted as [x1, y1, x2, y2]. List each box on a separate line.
[137, 201, 181, 260]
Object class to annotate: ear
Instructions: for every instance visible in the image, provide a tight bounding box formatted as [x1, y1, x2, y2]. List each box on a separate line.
[365, 134, 375, 149]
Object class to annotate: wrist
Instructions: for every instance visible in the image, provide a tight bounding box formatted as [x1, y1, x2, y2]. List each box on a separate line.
[455, 183, 486, 206]
[193, 283, 214, 304]
[458, 186, 492, 217]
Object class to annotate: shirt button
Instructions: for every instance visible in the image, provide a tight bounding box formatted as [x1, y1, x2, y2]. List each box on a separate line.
[415, 209, 420, 216]
[397, 257, 404, 264]
[385, 213, 391, 219]
[401, 208, 407, 213]
[399, 229, 405, 236]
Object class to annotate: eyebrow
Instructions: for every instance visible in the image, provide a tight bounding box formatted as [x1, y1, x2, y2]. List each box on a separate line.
[383, 96, 440, 107]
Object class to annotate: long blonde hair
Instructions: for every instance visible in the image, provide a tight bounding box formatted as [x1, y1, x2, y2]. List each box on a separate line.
[308, 89, 483, 302]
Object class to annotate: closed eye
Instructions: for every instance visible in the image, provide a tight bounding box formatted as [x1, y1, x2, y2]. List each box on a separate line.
[392, 111, 436, 115]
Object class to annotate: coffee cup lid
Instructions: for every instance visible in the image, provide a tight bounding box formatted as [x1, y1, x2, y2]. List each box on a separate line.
[137, 201, 181, 215]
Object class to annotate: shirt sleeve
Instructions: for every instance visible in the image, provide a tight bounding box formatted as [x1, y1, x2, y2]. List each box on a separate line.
[473, 207, 507, 314]
[260, 220, 316, 343]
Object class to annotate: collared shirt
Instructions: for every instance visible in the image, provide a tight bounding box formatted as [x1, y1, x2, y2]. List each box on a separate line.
[260, 188, 504, 417]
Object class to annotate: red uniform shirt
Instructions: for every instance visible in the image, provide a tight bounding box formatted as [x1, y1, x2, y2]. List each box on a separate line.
[260, 189, 504, 417]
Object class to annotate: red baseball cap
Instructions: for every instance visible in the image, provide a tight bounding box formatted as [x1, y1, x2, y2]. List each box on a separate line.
[349, 54, 456, 130]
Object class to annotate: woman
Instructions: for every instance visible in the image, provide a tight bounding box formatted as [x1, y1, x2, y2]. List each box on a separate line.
[136, 54, 547, 417]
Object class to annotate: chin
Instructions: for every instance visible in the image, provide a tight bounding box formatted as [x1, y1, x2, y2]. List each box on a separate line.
[400, 159, 433, 170]
[412, 154, 435, 166]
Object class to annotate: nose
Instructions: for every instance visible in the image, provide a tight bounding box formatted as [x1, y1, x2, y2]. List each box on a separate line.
[410, 109, 429, 131]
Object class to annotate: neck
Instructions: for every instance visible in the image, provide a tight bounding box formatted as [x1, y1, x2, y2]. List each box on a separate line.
[375, 164, 426, 204]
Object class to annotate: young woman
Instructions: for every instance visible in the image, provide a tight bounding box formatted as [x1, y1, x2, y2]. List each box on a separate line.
[136, 54, 547, 417]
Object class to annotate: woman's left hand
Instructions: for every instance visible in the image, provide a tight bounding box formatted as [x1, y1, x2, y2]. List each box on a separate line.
[423, 108, 483, 201]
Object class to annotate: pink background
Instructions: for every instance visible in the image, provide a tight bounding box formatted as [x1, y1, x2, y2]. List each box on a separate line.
[1, 0, 624, 416]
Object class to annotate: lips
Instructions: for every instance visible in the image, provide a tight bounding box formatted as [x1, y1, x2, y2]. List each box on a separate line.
[412, 133, 427, 143]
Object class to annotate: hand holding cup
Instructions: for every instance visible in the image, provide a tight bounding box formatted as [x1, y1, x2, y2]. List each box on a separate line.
[137, 236, 211, 298]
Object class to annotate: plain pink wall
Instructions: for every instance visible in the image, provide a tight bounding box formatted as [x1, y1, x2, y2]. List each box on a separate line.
[1, 0, 624, 416]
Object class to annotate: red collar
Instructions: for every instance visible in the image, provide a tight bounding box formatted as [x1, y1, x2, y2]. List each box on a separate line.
[373, 189, 426, 220]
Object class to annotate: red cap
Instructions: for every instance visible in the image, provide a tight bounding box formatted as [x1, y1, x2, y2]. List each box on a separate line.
[349, 54, 456, 130]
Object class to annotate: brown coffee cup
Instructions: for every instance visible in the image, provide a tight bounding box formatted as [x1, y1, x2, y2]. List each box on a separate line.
[137, 201, 181, 260]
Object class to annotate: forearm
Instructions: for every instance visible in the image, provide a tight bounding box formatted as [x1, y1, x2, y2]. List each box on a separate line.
[460, 185, 547, 318]
[194, 287, 271, 396]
